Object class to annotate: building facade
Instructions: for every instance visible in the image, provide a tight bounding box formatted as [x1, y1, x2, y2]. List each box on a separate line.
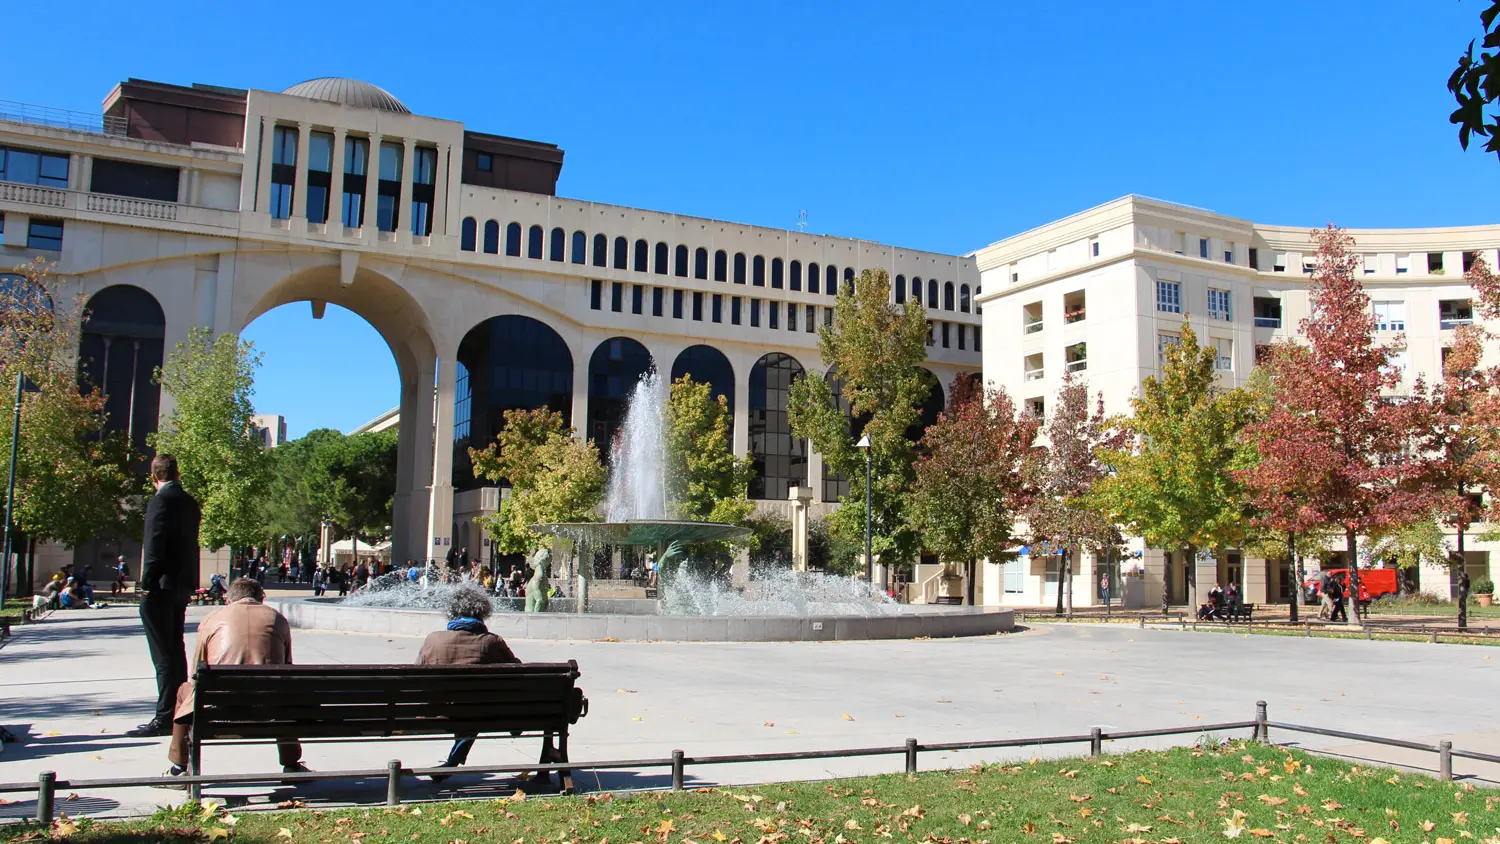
[252, 413, 288, 448]
[974, 196, 1500, 608]
[0, 77, 981, 581]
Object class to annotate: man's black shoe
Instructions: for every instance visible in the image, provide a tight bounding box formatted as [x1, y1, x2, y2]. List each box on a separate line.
[125, 721, 170, 737]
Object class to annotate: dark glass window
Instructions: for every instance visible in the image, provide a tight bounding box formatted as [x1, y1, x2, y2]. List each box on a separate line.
[78, 285, 166, 458]
[483, 220, 499, 254]
[974, 326, 982, 352]
[572, 231, 587, 264]
[670, 345, 735, 417]
[613, 236, 628, 270]
[733, 253, 747, 284]
[694, 247, 708, 280]
[410, 146, 436, 236]
[957, 324, 966, 350]
[941, 322, 950, 348]
[632, 284, 643, 315]
[711, 293, 721, 323]
[0, 145, 70, 188]
[927, 280, 939, 308]
[943, 282, 955, 311]
[788, 303, 798, 332]
[634, 239, 649, 272]
[959, 284, 971, 313]
[506, 222, 522, 256]
[714, 250, 728, 281]
[548, 227, 565, 262]
[26, 218, 62, 251]
[269, 126, 297, 219]
[654, 242, 669, 275]
[753, 255, 766, 287]
[693, 291, 704, 321]
[807, 305, 818, 333]
[593, 233, 608, 267]
[587, 337, 653, 464]
[528, 225, 544, 259]
[750, 298, 761, 327]
[90, 157, 180, 202]
[769, 301, 779, 330]
[476, 153, 492, 172]
[652, 286, 664, 316]
[590, 279, 602, 310]
[912, 277, 922, 305]
[460, 217, 477, 251]
[771, 258, 784, 289]
[790, 260, 802, 291]
[808, 263, 820, 294]
[844, 267, 854, 294]
[610, 282, 623, 312]
[749, 353, 808, 500]
[376, 141, 401, 232]
[341, 137, 367, 227]
[731, 296, 742, 324]
[895, 274, 906, 304]
[673, 289, 684, 319]
[826, 265, 838, 296]
[675, 244, 689, 277]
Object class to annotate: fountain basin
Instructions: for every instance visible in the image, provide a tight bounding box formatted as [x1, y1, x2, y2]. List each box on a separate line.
[267, 596, 1014, 642]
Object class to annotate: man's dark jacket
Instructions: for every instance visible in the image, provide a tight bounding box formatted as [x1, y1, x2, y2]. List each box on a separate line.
[142, 480, 201, 601]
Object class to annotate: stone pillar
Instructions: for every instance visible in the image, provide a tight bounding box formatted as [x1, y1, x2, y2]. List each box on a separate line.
[430, 143, 449, 240]
[391, 365, 418, 564]
[570, 341, 590, 440]
[68, 153, 83, 191]
[788, 484, 813, 571]
[291, 122, 311, 222]
[1244, 554, 1270, 604]
[399, 138, 416, 239]
[807, 450, 824, 502]
[365, 133, 383, 231]
[78, 156, 93, 195]
[329, 129, 347, 227]
[255, 119, 275, 214]
[733, 372, 750, 459]
[427, 352, 457, 559]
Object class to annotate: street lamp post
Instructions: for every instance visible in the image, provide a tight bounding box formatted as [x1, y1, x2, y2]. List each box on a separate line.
[856, 434, 872, 586]
[0, 373, 37, 603]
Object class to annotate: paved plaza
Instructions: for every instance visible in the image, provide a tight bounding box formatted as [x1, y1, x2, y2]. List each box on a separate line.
[2, 606, 1499, 820]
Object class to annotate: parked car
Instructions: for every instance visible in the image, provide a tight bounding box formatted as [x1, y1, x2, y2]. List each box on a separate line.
[1302, 568, 1400, 606]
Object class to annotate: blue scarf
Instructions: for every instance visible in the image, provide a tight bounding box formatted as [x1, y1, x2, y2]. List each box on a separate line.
[447, 617, 487, 634]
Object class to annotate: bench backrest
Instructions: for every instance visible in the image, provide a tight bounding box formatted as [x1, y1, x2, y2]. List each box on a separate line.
[193, 661, 584, 740]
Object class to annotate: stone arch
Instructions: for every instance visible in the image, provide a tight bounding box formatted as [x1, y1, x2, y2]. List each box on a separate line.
[906, 367, 945, 445]
[587, 336, 653, 463]
[748, 352, 807, 501]
[670, 344, 735, 418]
[79, 284, 166, 458]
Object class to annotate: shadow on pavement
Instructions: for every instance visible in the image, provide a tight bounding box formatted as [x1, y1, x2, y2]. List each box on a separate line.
[0, 795, 120, 820]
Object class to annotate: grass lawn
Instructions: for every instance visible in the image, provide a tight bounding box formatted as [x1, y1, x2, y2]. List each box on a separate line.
[2, 598, 30, 620]
[1366, 597, 1500, 619]
[8, 742, 1494, 844]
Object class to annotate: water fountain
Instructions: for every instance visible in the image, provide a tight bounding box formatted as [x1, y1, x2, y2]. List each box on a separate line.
[274, 369, 1014, 640]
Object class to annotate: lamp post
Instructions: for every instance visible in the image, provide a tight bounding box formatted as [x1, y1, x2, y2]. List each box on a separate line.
[856, 434, 872, 585]
[0, 373, 37, 603]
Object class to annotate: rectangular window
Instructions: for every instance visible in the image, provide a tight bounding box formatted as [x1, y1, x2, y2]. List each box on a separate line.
[711, 293, 722, 323]
[1253, 296, 1281, 328]
[1155, 279, 1182, 314]
[1372, 300, 1406, 332]
[1273, 253, 1287, 273]
[750, 298, 761, 327]
[769, 301, 779, 330]
[0, 145, 70, 188]
[693, 291, 704, 321]
[89, 157, 180, 202]
[1463, 250, 1478, 273]
[410, 146, 436, 236]
[957, 324, 966, 350]
[652, 286, 664, 317]
[823, 307, 832, 328]
[341, 137, 368, 227]
[1249, 247, 1259, 270]
[632, 284, 643, 315]
[1199, 237, 1209, 259]
[1065, 341, 1087, 371]
[730, 296, 741, 325]
[672, 289, 684, 319]
[1214, 338, 1234, 371]
[1024, 353, 1044, 382]
[1089, 238, 1100, 258]
[1396, 255, 1410, 274]
[476, 153, 492, 172]
[941, 321, 951, 348]
[1224, 247, 1234, 263]
[974, 326, 981, 352]
[590, 279, 602, 311]
[1428, 252, 1444, 273]
[1157, 332, 1179, 366]
[1363, 254, 1378, 275]
[1207, 288, 1232, 321]
[788, 304, 798, 333]
[376, 141, 402, 232]
[306, 131, 333, 224]
[1439, 298, 1474, 329]
[269, 125, 297, 220]
[610, 281, 623, 313]
[1023, 301, 1043, 333]
[26, 218, 62, 251]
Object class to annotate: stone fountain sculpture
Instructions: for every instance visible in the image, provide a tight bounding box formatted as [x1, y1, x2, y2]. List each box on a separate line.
[524, 548, 551, 613]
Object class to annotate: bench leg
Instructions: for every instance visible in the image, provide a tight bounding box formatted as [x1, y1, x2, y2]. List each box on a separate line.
[189, 734, 202, 801]
[536, 732, 559, 787]
[557, 730, 573, 795]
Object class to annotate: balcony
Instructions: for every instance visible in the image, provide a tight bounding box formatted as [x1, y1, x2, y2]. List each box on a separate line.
[1440, 299, 1474, 330]
[1253, 317, 1281, 328]
[1065, 342, 1087, 373]
[0, 100, 128, 137]
[1023, 317, 1043, 335]
[0, 181, 236, 229]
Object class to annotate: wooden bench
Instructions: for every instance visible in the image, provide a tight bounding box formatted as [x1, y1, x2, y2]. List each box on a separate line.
[1221, 604, 1255, 623]
[190, 661, 588, 798]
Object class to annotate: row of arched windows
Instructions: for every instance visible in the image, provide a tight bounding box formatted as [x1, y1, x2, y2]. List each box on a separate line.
[458, 217, 974, 313]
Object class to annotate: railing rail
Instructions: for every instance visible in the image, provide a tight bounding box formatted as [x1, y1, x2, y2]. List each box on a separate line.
[2, 703, 1491, 825]
[0, 100, 127, 136]
[0, 184, 229, 226]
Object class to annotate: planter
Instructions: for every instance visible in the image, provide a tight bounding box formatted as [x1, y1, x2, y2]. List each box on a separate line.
[1476, 593, 1493, 606]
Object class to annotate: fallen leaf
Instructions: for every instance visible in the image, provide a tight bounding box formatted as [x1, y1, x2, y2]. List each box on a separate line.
[1138, 775, 1153, 784]
[43, 730, 61, 737]
[1249, 829, 1274, 838]
[204, 828, 230, 841]
[762, 722, 774, 727]
[957, 814, 971, 826]
[277, 829, 294, 840]
[616, 689, 637, 694]
[843, 714, 855, 721]
[843, 820, 861, 830]
[1422, 821, 1436, 832]
[1259, 795, 1288, 806]
[657, 820, 677, 834]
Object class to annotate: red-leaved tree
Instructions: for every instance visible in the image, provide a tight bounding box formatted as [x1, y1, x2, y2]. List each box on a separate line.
[1239, 226, 1442, 623]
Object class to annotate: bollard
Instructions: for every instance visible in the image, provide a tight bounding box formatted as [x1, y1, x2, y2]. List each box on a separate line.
[1433, 630, 1439, 644]
[1138, 616, 1145, 630]
[1365, 628, 1372, 641]
[1255, 701, 1268, 743]
[386, 759, 402, 806]
[1439, 741, 1453, 781]
[1305, 623, 1311, 638]
[1090, 727, 1103, 757]
[36, 771, 55, 824]
[671, 750, 685, 790]
[905, 738, 918, 774]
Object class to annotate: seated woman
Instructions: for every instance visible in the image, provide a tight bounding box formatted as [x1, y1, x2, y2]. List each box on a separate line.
[416, 585, 519, 778]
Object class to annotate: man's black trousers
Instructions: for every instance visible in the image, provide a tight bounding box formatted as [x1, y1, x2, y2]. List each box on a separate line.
[140, 593, 188, 725]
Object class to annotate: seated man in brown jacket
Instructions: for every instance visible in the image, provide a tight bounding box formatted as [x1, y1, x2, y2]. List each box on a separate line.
[160, 578, 310, 782]
[417, 585, 519, 776]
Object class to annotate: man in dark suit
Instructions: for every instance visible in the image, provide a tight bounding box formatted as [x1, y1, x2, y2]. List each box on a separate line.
[126, 454, 201, 738]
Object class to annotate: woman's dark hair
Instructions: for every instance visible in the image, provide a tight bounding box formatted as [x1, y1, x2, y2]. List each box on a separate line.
[447, 585, 493, 621]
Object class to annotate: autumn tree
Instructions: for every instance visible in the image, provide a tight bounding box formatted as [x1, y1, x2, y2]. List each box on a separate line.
[1239, 226, 1442, 623]
[470, 408, 605, 554]
[150, 327, 270, 550]
[789, 268, 931, 569]
[0, 259, 139, 596]
[1027, 374, 1120, 616]
[909, 376, 1038, 605]
[665, 375, 754, 528]
[1472, 252, 1500, 321]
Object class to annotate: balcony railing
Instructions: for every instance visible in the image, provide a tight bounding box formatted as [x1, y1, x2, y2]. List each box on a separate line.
[1023, 318, 1043, 335]
[1065, 359, 1088, 372]
[0, 100, 128, 137]
[1440, 316, 1474, 330]
[1024, 368, 1045, 382]
[0, 181, 235, 228]
[1253, 316, 1281, 329]
[1063, 308, 1086, 324]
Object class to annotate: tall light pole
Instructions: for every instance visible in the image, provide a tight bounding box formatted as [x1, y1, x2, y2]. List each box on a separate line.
[0, 373, 36, 603]
[856, 434, 872, 585]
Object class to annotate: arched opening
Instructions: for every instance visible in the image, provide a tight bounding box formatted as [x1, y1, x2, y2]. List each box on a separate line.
[454, 315, 574, 491]
[505, 222, 522, 256]
[790, 260, 802, 291]
[713, 250, 727, 282]
[905, 368, 945, 445]
[483, 220, 499, 254]
[808, 263, 820, 294]
[654, 242, 669, 275]
[571, 230, 587, 265]
[79, 285, 166, 459]
[943, 281, 955, 311]
[670, 345, 735, 418]
[460, 217, 477, 252]
[674, 244, 689, 278]
[634, 239, 649, 273]
[733, 253, 747, 284]
[748, 352, 807, 501]
[694, 247, 709, 280]
[895, 274, 906, 304]
[613, 236, 628, 270]
[587, 337, 653, 464]
[528, 225, 545, 260]
[912, 276, 922, 306]
[844, 267, 855, 294]
[752, 255, 766, 287]
[927, 279, 939, 309]
[771, 258, 784, 289]
[826, 265, 838, 296]
[593, 233, 608, 267]
[959, 283, 971, 313]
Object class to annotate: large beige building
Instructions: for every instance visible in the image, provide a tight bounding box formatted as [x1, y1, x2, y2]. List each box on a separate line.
[0, 76, 980, 580]
[974, 196, 1499, 609]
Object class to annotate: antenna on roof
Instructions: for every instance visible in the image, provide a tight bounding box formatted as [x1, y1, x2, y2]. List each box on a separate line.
[797, 210, 808, 232]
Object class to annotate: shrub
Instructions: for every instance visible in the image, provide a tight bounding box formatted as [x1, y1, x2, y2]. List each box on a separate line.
[1472, 577, 1494, 595]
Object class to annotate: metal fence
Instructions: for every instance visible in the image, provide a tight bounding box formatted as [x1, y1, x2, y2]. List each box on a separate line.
[0, 101, 127, 136]
[2, 701, 1492, 825]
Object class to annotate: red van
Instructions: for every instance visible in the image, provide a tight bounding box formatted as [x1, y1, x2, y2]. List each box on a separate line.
[1302, 568, 1400, 605]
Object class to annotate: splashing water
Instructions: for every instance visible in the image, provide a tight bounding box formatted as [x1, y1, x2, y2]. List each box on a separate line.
[660, 568, 898, 617]
[341, 570, 517, 612]
[604, 369, 671, 522]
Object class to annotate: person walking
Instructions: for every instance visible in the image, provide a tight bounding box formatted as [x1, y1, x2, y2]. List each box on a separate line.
[1327, 575, 1348, 623]
[127, 454, 201, 738]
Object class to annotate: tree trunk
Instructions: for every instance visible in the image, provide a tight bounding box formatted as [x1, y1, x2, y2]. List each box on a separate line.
[1286, 531, 1299, 624]
[1161, 549, 1171, 614]
[1184, 544, 1197, 611]
[1344, 528, 1361, 626]
[1063, 547, 1074, 618]
[966, 558, 977, 607]
[1055, 553, 1065, 616]
[1457, 527, 1469, 631]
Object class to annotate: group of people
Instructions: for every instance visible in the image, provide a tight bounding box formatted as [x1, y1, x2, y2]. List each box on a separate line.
[125, 454, 524, 782]
[1196, 582, 1246, 621]
[32, 564, 103, 611]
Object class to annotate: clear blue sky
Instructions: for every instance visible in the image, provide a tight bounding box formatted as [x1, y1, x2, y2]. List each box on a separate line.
[10, 1, 1497, 437]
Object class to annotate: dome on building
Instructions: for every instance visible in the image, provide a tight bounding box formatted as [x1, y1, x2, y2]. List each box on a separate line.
[281, 78, 410, 114]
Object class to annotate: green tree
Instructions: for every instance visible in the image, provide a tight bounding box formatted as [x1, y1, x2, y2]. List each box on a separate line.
[259, 428, 344, 545]
[471, 408, 605, 554]
[909, 377, 1038, 605]
[1095, 323, 1252, 613]
[149, 326, 269, 550]
[0, 259, 139, 569]
[665, 375, 754, 528]
[308, 429, 399, 541]
[788, 268, 931, 569]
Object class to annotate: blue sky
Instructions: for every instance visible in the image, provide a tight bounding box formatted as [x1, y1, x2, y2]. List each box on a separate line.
[10, 1, 1497, 437]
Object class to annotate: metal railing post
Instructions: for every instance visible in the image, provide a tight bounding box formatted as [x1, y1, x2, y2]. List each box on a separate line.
[671, 750, 685, 790]
[1432, 630, 1439, 644]
[36, 771, 55, 824]
[1138, 616, 1145, 630]
[386, 759, 401, 805]
[1439, 741, 1453, 781]
[1255, 701, 1268, 743]
[1090, 727, 1103, 757]
[1305, 623, 1311, 638]
[904, 738, 918, 774]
